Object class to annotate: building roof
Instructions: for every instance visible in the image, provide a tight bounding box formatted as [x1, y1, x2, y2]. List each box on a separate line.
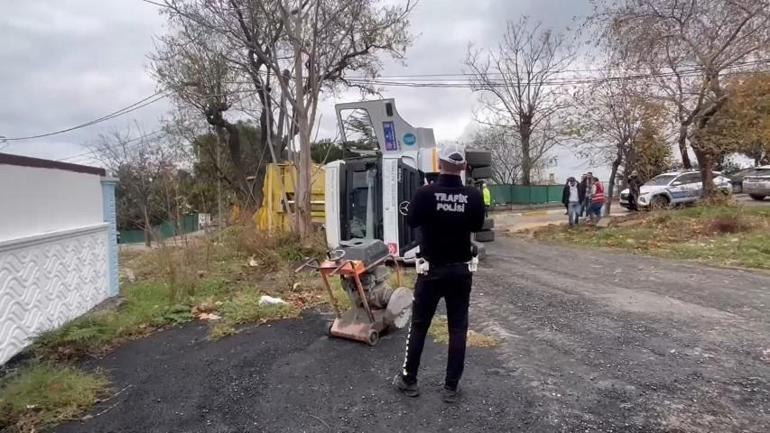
[0, 152, 106, 176]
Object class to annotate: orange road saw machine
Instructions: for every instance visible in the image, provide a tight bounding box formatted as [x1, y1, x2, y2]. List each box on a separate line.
[296, 239, 413, 346]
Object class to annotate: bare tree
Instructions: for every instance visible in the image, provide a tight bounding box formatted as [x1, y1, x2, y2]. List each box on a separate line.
[91, 126, 180, 247]
[465, 16, 576, 185]
[593, 0, 770, 197]
[570, 53, 662, 214]
[469, 126, 522, 185]
[155, 0, 414, 237]
[152, 21, 271, 210]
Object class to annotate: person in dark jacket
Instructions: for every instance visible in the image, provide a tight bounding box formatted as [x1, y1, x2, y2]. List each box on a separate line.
[562, 177, 586, 226]
[627, 171, 642, 212]
[562, 179, 570, 215]
[579, 173, 592, 217]
[394, 143, 485, 404]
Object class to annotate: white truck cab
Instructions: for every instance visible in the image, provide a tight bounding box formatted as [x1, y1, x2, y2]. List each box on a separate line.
[324, 99, 438, 261]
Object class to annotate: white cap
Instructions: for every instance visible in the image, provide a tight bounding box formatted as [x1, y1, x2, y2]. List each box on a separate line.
[438, 143, 466, 166]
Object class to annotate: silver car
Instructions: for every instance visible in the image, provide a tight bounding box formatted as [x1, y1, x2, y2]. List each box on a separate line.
[620, 171, 732, 209]
[742, 166, 770, 201]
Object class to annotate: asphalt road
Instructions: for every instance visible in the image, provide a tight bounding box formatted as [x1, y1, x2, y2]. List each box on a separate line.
[493, 204, 629, 233]
[58, 238, 770, 433]
[737, 193, 770, 205]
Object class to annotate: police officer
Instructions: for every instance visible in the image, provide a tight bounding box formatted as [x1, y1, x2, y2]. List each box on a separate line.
[394, 143, 485, 403]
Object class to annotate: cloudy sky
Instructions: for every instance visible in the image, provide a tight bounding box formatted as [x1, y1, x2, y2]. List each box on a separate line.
[1, 0, 603, 181]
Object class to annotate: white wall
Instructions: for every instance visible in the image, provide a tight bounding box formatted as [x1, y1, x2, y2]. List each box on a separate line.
[0, 225, 109, 364]
[0, 165, 104, 242]
[0, 161, 112, 365]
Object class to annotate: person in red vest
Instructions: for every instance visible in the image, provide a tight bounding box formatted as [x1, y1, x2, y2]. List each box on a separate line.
[589, 176, 606, 223]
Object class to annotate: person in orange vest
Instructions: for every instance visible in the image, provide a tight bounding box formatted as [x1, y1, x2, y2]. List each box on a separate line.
[589, 176, 606, 223]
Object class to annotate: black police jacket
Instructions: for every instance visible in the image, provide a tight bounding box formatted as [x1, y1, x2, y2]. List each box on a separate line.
[407, 174, 485, 266]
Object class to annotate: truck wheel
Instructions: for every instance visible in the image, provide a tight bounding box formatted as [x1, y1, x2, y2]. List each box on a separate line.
[475, 230, 495, 243]
[465, 150, 492, 167]
[749, 194, 767, 201]
[471, 166, 493, 180]
[482, 218, 495, 231]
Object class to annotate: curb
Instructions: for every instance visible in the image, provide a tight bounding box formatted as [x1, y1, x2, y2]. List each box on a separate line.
[509, 209, 566, 217]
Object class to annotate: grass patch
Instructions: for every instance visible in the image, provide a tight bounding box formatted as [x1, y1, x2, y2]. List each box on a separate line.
[389, 267, 417, 289]
[329, 279, 353, 312]
[34, 282, 217, 360]
[428, 316, 500, 348]
[209, 289, 299, 340]
[36, 224, 328, 359]
[532, 205, 770, 270]
[0, 364, 109, 430]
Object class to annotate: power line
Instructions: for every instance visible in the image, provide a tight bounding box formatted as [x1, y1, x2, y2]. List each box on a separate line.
[2, 92, 168, 142]
[224, 58, 770, 89]
[56, 129, 165, 163]
[339, 65, 770, 89]
[140, 0, 167, 7]
[343, 58, 770, 81]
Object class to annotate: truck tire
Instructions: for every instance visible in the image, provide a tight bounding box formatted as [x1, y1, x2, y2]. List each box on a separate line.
[749, 194, 766, 201]
[471, 166, 493, 180]
[475, 230, 495, 243]
[465, 150, 492, 167]
[482, 218, 495, 231]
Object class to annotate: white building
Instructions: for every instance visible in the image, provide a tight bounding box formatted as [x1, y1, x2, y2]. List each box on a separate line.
[0, 153, 118, 364]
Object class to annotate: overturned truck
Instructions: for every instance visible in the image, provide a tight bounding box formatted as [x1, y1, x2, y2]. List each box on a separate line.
[324, 99, 494, 262]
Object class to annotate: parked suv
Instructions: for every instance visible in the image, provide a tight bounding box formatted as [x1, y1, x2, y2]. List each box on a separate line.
[742, 166, 770, 201]
[620, 171, 732, 209]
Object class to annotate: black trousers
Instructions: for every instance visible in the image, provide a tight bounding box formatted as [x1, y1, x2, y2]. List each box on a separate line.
[629, 194, 639, 212]
[401, 265, 472, 390]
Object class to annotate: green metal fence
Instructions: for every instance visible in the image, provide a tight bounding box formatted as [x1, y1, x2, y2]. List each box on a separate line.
[488, 184, 563, 205]
[119, 214, 200, 244]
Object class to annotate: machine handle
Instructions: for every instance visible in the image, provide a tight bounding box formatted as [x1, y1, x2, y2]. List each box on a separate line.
[294, 257, 321, 273]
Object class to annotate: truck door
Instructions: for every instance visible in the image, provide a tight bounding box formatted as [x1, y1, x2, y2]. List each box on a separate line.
[341, 158, 383, 241]
[397, 161, 423, 253]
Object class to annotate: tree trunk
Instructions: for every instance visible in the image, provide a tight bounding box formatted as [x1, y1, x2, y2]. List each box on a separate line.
[606, 146, 623, 217]
[693, 148, 716, 198]
[297, 128, 312, 238]
[519, 116, 532, 186]
[677, 125, 692, 169]
[293, 26, 313, 238]
[142, 204, 152, 247]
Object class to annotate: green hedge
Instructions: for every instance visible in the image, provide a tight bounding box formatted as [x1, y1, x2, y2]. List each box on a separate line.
[119, 214, 199, 244]
[488, 185, 563, 205]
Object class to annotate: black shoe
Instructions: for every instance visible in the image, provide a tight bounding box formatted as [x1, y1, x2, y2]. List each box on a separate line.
[442, 386, 459, 403]
[394, 375, 420, 397]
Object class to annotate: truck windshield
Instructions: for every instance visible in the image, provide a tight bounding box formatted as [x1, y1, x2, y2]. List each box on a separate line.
[645, 175, 677, 186]
[339, 108, 378, 151]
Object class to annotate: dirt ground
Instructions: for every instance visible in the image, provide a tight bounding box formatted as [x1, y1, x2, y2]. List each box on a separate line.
[57, 237, 770, 433]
